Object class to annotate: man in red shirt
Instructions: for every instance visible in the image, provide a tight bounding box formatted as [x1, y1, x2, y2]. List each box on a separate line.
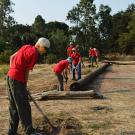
[89, 47, 97, 67]
[93, 48, 99, 67]
[53, 57, 72, 91]
[7, 37, 50, 135]
[71, 48, 82, 80]
[67, 42, 74, 57]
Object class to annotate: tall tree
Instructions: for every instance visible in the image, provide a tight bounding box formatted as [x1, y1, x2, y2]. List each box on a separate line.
[98, 4, 112, 39]
[50, 29, 68, 59]
[45, 21, 69, 38]
[111, 4, 135, 53]
[67, 0, 99, 54]
[118, 12, 135, 54]
[0, 0, 15, 39]
[31, 15, 46, 36]
[97, 4, 112, 52]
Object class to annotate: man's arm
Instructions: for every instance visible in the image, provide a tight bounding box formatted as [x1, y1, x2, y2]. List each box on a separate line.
[63, 68, 68, 79]
[25, 69, 30, 85]
[10, 52, 17, 68]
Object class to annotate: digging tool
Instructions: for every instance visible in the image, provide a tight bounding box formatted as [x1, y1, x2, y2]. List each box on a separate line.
[27, 90, 60, 135]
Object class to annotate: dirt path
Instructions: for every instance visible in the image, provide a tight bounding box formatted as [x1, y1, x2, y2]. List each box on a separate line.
[1, 64, 135, 134]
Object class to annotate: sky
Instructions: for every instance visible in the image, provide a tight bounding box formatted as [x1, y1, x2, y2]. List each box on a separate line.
[11, 0, 135, 26]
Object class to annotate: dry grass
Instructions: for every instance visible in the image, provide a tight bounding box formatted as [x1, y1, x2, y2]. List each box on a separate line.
[1, 63, 135, 134]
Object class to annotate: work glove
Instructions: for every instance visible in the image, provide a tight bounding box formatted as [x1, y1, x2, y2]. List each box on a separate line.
[72, 65, 76, 69]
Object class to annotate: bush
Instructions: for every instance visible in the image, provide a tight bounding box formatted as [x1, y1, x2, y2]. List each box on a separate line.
[45, 53, 57, 64]
[0, 50, 13, 64]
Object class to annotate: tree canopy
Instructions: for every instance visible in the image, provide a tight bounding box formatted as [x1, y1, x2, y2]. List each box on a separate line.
[0, 0, 135, 63]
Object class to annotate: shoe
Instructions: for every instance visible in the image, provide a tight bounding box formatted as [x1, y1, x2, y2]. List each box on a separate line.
[8, 129, 18, 135]
[26, 129, 43, 135]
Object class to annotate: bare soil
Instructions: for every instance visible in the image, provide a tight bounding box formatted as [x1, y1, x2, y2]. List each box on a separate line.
[1, 63, 135, 135]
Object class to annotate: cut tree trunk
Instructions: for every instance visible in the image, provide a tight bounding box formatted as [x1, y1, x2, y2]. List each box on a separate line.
[70, 63, 111, 91]
[33, 90, 104, 101]
[103, 60, 135, 65]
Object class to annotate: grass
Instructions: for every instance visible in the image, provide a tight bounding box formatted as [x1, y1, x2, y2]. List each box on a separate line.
[0, 64, 9, 79]
[87, 121, 111, 130]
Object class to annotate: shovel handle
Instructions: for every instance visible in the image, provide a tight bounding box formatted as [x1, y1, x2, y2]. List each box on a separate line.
[27, 90, 54, 128]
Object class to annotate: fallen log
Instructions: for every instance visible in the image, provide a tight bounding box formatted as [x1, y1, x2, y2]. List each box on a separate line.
[70, 63, 111, 91]
[103, 60, 135, 65]
[34, 90, 104, 101]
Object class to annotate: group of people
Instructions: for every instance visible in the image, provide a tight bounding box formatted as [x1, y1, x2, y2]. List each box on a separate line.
[6, 37, 99, 135]
[53, 41, 82, 91]
[7, 37, 83, 135]
[89, 47, 99, 67]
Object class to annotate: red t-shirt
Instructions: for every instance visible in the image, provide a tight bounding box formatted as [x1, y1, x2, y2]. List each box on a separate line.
[8, 45, 39, 83]
[89, 49, 93, 56]
[67, 46, 73, 57]
[71, 52, 81, 65]
[53, 60, 69, 74]
[90, 49, 96, 57]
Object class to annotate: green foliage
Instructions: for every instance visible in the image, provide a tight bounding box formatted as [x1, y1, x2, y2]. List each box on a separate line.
[0, 64, 9, 78]
[67, 0, 99, 53]
[0, 41, 10, 52]
[0, 1, 135, 64]
[98, 4, 112, 39]
[0, 0, 15, 39]
[118, 12, 135, 54]
[45, 53, 57, 64]
[50, 29, 68, 58]
[0, 49, 13, 63]
[31, 15, 46, 36]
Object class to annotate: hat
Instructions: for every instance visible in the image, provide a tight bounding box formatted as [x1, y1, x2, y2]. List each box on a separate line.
[66, 57, 72, 64]
[36, 37, 50, 48]
[72, 48, 76, 51]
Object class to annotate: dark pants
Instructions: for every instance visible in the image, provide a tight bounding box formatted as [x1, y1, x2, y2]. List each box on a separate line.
[55, 73, 64, 91]
[7, 76, 34, 135]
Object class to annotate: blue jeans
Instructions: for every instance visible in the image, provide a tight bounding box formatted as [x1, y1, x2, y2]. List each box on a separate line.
[72, 63, 81, 80]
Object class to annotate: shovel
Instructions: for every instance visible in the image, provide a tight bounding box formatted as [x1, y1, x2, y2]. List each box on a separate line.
[27, 90, 60, 135]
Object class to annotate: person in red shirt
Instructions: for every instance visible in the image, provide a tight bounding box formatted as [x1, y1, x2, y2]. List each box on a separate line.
[89, 47, 97, 67]
[53, 57, 72, 91]
[67, 42, 75, 57]
[71, 48, 82, 80]
[7, 37, 50, 135]
[93, 48, 99, 67]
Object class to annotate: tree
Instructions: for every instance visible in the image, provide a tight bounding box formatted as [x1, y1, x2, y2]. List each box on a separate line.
[31, 15, 46, 36]
[0, 0, 15, 39]
[97, 4, 112, 53]
[118, 13, 135, 54]
[98, 4, 112, 39]
[50, 29, 68, 59]
[45, 21, 69, 38]
[67, 0, 99, 54]
[112, 4, 135, 53]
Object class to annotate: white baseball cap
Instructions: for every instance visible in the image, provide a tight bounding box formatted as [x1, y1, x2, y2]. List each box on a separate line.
[36, 37, 50, 48]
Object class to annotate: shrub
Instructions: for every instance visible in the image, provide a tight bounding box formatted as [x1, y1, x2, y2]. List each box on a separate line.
[45, 53, 57, 64]
[0, 50, 13, 64]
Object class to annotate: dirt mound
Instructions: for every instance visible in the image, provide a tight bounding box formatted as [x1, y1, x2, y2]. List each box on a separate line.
[18, 116, 87, 135]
